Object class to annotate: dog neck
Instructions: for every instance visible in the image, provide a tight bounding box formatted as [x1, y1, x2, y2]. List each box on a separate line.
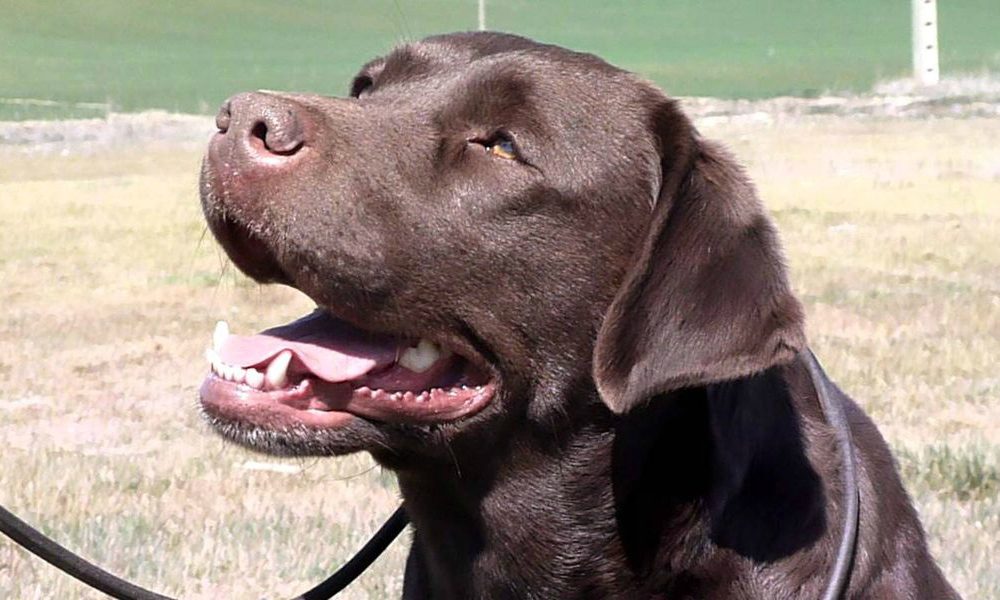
[393, 391, 627, 597]
[392, 359, 834, 597]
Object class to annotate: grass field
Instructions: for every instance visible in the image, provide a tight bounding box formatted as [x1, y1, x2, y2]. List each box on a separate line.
[0, 111, 997, 598]
[3, 0, 1000, 120]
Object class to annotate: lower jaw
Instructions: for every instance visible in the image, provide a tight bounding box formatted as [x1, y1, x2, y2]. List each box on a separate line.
[199, 375, 495, 430]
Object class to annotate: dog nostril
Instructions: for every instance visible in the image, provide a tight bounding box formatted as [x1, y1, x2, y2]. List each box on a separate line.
[215, 101, 232, 133]
[250, 121, 270, 150]
[250, 118, 304, 156]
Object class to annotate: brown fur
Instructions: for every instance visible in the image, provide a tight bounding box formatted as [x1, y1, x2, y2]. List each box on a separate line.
[200, 32, 958, 599]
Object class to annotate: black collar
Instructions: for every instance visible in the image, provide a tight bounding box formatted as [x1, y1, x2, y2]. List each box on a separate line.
[804, 349, 860, 600]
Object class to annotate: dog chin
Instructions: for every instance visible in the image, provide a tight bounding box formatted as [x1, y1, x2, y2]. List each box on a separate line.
[202, 413, 382, 457]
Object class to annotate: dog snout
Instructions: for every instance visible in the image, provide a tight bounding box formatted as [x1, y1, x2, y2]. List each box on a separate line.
[211, 91, 309, 168]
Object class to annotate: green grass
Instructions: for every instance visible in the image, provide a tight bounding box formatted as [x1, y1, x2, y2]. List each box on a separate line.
[2, 0, 999, 120]
[897, 443, 1000, 502]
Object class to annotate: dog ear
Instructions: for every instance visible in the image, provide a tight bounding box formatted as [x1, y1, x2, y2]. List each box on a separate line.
[594, 100, 806, 414]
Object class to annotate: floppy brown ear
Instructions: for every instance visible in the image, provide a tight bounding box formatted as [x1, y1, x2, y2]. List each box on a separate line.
[594, 100, 806, 414]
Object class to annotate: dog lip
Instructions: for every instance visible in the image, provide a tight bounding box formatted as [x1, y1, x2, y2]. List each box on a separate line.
[200, 376, 357, 429]
[199, 374, 496, 427]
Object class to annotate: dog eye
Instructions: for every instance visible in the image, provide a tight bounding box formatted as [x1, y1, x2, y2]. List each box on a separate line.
[471, 133, 518, 161]
[488, 139, 517, 160]
[469, 132, 522, 163]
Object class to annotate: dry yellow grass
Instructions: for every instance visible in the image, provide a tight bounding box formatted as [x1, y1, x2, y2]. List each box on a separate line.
[1, 115, 997, 598]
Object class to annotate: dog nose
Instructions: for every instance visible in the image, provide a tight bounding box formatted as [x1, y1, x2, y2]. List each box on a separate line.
[214, 92, 307, 163]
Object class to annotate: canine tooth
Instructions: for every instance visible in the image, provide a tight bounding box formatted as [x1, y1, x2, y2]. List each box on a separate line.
[232, 366, 246, 384]
[266, 350, 292, 389]
[245, 368, 264, 389]
[398, 339, 447, 372]
[213, 320, 230, 351]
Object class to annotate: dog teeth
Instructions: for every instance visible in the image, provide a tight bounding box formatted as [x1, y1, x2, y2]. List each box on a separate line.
[398, 339, 450, 372]
[245, 368, 265, 389]
[213, 320, 230, 352]
[206, 339, 274, 390]
[205, 325, 462, 399]
[266, 350, 293, 390]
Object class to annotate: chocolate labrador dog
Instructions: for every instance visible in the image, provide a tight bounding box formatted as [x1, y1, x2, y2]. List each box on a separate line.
[198, 32, 958, 598]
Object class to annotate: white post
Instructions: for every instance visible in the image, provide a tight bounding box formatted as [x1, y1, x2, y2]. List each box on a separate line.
[912, 0, 940, 86]
[478, 0, 486, 31]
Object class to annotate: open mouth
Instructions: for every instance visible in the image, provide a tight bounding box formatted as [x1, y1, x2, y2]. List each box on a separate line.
[199, 309, 495, 428]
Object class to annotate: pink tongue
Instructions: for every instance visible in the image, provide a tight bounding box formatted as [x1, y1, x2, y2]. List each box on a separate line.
[218, 310, 402, 383]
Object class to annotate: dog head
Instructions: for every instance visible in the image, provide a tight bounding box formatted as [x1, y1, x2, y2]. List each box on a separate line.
[198, 32, 804, 461]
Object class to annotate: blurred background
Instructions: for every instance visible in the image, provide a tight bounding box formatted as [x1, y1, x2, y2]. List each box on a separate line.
[1, 1, 998, 598]
[2, 0, 1000, 119]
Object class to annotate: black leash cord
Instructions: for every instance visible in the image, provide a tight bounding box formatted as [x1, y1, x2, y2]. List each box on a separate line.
[804, 349, 861, 600]
[292, 506, 408, 600]
[0, 503, 172, 600]
[0, 502, 407, 600]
